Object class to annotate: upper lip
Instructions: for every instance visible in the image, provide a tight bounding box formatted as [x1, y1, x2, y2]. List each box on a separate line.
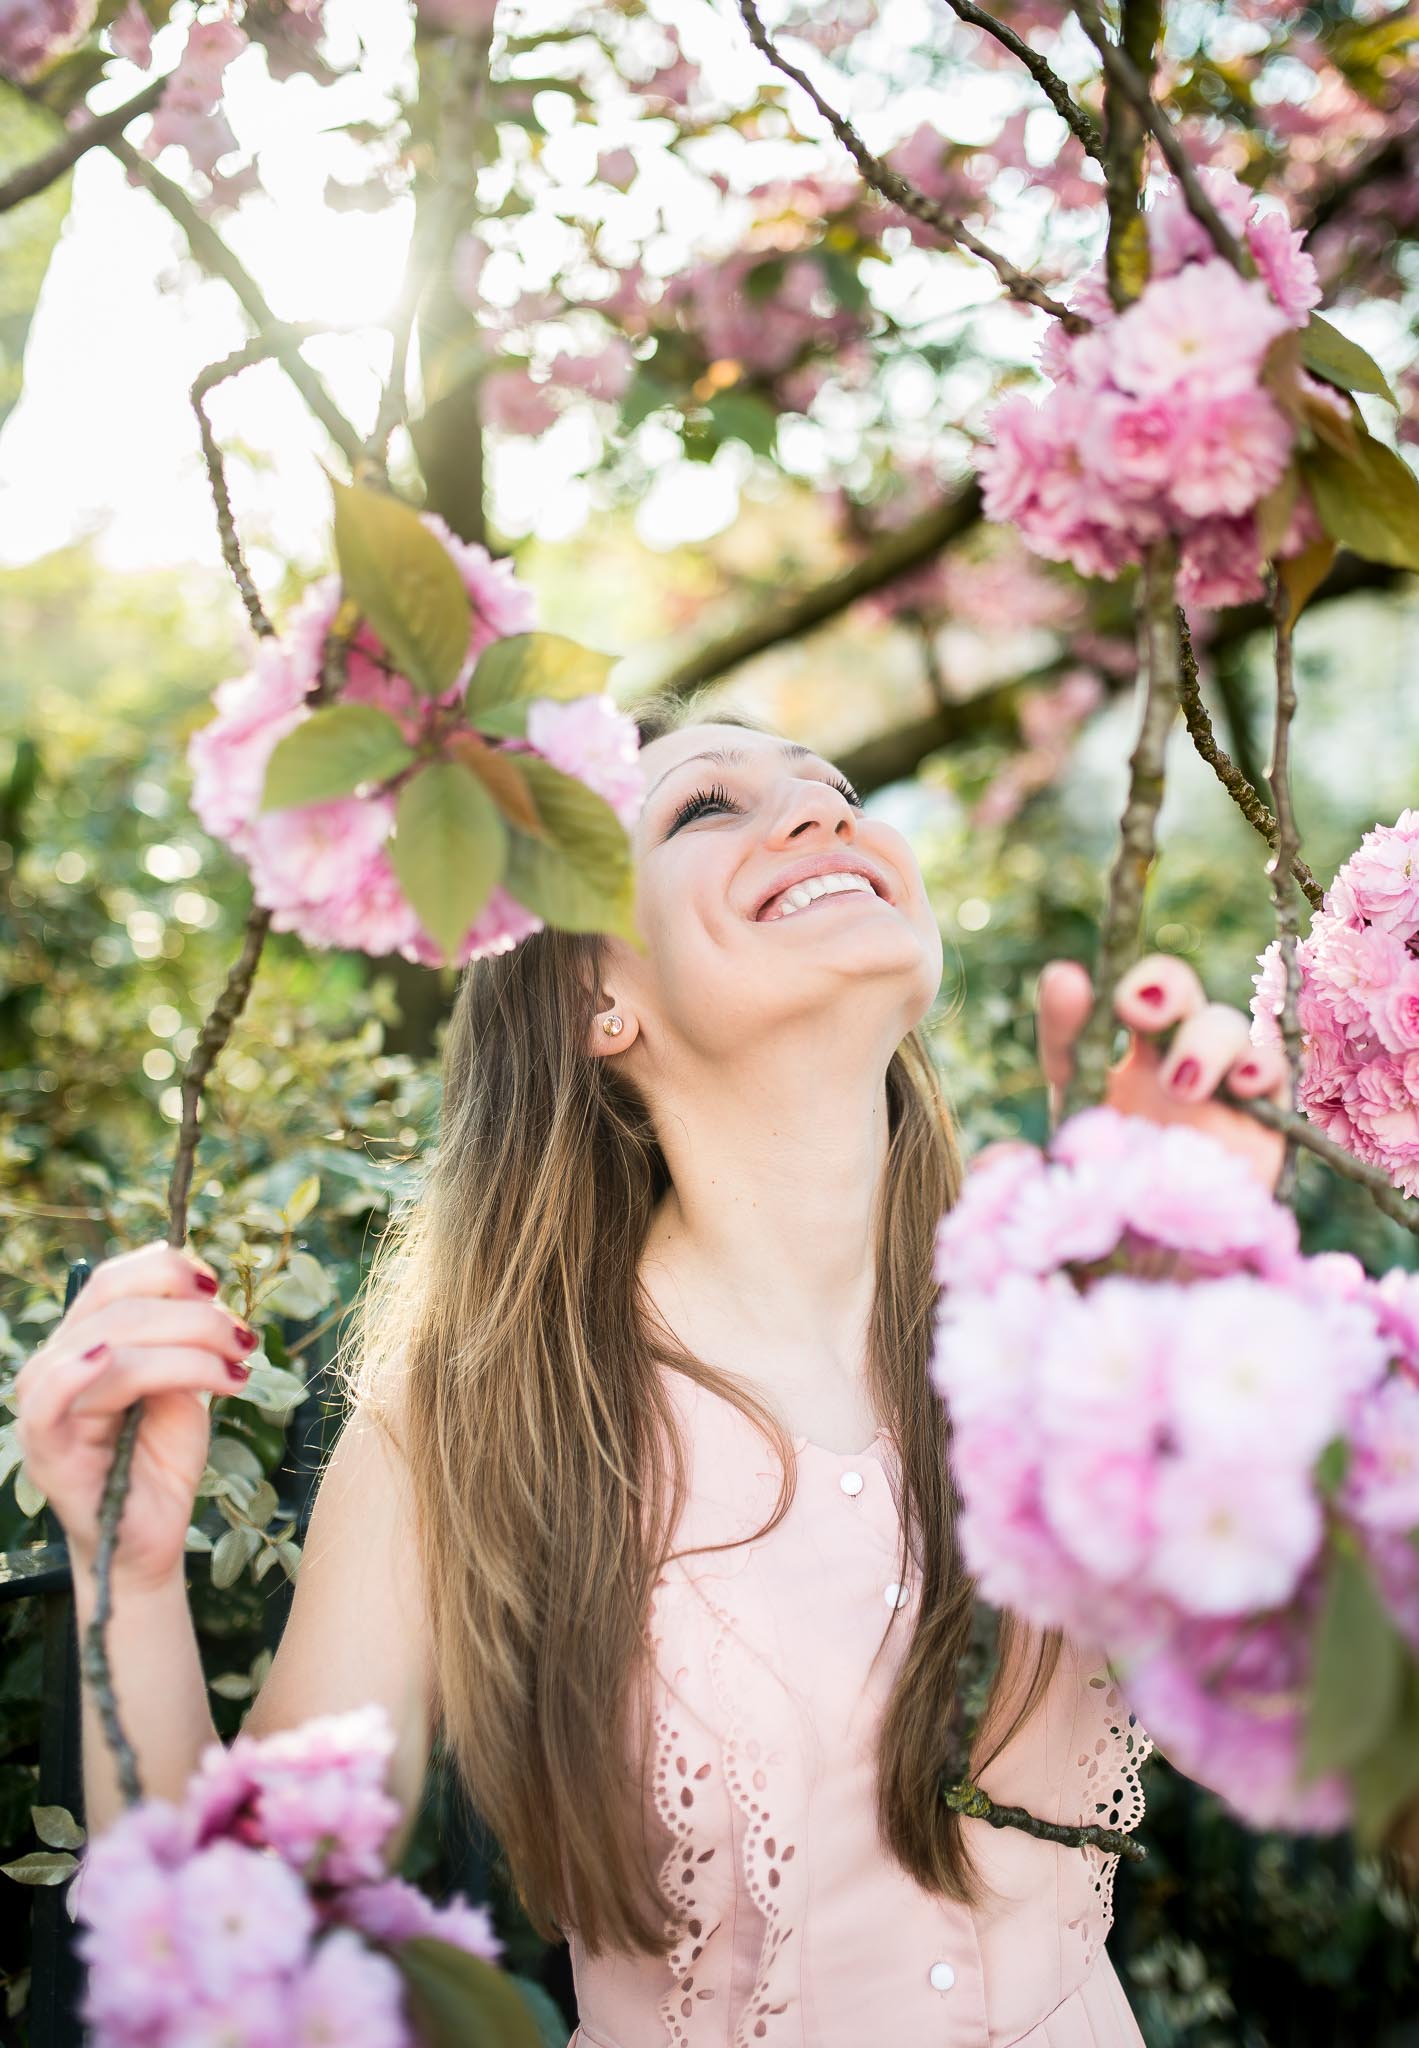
[752, 853, 893, 921]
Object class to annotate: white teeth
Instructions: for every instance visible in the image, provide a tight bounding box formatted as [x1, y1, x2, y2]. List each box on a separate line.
[765, 871, 875, 920]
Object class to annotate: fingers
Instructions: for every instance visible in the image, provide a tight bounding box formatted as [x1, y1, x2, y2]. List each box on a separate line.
[57, 1241, 220, 1333]
[1154, 1001, 1258, 1100]
[1035, 959, 1094, 1094]
[16, 1299, 256, 1414]
[1114, 953, 1207, 1034]
[1222, 1040, 1292, 1110]
[65, 1344, 251, 1418]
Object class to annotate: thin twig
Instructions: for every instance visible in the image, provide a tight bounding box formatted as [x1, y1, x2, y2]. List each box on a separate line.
[192, 340, 324, 641]
[733, 0, 1088, 331]
[82, 904, 275, 1805]
[939, 0, 1103, 160]
[108, 135, 366, 470]
[1263, 568, 1304, 1202]
[1071, 0, 1252, 279]
[1176, 609, 1324, 911]
[2, 73, 169, 213]
[1220, 1091, 1419, 1242]
[943, 1779, 1148, 1861]
[1092, 0, 1160, 309]
[1064, 537, 1180, 1114]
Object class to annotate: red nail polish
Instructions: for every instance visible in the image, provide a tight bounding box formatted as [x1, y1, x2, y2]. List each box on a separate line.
[225, 1360, 251, 1384]
[1236, 1061, 1259, 1081]
[82, 1342, 108, 1362]
[233, 1324, 260, 1352]
[194, 1272, 219, 1295]
[1136, 983, 1165, 1005]
[1170, 1057, 1201, 1092]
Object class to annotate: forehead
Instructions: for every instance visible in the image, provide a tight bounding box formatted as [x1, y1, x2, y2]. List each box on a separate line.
[638, 723, 817, 794]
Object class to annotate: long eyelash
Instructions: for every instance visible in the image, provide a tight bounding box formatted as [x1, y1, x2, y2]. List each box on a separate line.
[666, 773, 862, 836]
[667, 780, 740, 834]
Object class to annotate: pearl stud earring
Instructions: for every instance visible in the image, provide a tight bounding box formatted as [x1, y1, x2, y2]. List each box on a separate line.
[601, 1013, 624, 1036]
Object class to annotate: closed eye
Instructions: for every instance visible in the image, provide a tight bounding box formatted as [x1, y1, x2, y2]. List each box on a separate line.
[664, 773, 862, 839]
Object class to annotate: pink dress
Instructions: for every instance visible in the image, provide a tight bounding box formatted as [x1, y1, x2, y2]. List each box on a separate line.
[569, 1371, 1153, 2048]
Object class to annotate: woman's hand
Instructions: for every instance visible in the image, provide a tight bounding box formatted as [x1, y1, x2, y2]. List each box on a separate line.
[1034, 952, 1292, 1192]
[13, 1241, 261, 1592]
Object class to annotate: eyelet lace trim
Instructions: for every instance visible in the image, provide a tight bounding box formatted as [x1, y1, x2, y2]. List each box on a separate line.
[1065, 1671, 1154, 1971]
[649, 1569, 803, 2045]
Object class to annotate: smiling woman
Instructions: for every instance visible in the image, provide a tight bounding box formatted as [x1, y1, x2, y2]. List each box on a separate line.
[312, 690, 1181, 2048]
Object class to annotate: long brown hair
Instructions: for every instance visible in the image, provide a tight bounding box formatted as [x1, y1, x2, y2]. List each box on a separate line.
[341, 691, 1061, 1957]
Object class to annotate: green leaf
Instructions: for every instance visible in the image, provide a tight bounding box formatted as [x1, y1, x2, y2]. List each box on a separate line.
[705, 391, 778, 457]
[465, 632, 614, 720]
[502, 756, 640, 944]
[283, 1173, 321, 1227]
[260, 1250, 333, 1320]
[506, 1976, 571, 2048]
[30, 1804, 84, 1852]
[1314, 1435, 1351, 1499]
[1348, 1655, 1419, 1852]
[0, 84, 73, 438]
[261, 704, 414, 813]
[331, 480, 471, 697]
[1301, 431, 1419, 573]
[390, 762, 507, 961]
[390, 1937, 545, 2048]
[468, 700, 531, 741]
[1301, 313, 1397, 407]
[0, 1851, 78, 1886]
[1300, 1540, 1406, 1781]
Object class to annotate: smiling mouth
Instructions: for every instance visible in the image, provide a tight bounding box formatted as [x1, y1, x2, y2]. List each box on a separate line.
[758, 887, 889, 925]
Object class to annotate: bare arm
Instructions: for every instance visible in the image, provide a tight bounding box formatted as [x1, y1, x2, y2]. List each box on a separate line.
[240, 1399, 437, 1868]
[76, 1400, 436, 1863]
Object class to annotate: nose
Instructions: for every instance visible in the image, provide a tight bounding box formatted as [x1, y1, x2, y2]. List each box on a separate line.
[774, 780, 856, 844]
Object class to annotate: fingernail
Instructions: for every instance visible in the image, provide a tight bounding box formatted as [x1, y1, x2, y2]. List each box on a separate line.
[1169, 1057, 1201, 1093]
[1235, 1061, 1259, 1081]
[233, 1324, 260, 1352]
[81, 1341, 108, 1363]
[194, 1272, 219, 1295]
[225, 1360, 251, 1384]
[1135, 983, 1166, 1006]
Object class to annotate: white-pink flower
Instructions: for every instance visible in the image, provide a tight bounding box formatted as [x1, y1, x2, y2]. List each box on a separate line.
[526, 693, 643, 830]
[1108, 260, 1293, 401]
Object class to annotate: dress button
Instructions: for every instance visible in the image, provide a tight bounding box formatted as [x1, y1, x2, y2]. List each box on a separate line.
[884, 1581, 909, 1609]
[929, 1961, 956, 1992]
[839, 1470, 864, 1497]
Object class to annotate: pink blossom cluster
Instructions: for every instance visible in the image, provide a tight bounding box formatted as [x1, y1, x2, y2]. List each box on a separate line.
[70, 1706, 502, 2048]
[144, 17, 249, 178]
[187, 514, 642, 965]
[931, 1105, 1419, 1832]
[1252, 811, 1419, 1197]
[664, 250, 864, 380]
[977, 167, 1327, 608]
[0, 0, 94, 82]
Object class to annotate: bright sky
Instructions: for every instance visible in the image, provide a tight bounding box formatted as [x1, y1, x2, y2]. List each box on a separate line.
[0, 0, 1041, 581]
[0, 0, 1408, 588]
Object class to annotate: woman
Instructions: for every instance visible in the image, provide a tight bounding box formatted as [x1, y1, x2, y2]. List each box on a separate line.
[16, 699, 1292, 2047]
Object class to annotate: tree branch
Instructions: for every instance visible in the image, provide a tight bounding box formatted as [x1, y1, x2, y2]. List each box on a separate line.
[1073, 0, 1250, 280]
[733, 0, 1088, 330]
[1065, 534, 1180, 1114]
[1263, 568, 1304, 1201]
[1176, 607, 1324, 910]
[1, 72, 167, 213]
[192, 339, 315, 641]
[1222, 1090, 1419, 1243]
[651, 479, 984, 702]
[107, 135, 366, 470]
[939, 0, 1103, 161]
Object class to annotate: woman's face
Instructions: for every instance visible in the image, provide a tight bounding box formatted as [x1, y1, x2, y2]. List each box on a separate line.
[592, 722, 944, 1064]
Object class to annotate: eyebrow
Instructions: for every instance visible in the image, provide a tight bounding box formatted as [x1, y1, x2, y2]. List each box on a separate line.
[645, 741, 818, 803]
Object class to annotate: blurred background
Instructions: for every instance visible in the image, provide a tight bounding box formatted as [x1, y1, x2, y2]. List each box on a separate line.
[2, 0, 1418, 2040]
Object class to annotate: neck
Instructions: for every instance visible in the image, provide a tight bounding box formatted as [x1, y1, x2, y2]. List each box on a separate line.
[640, 1030, 892, 1371]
